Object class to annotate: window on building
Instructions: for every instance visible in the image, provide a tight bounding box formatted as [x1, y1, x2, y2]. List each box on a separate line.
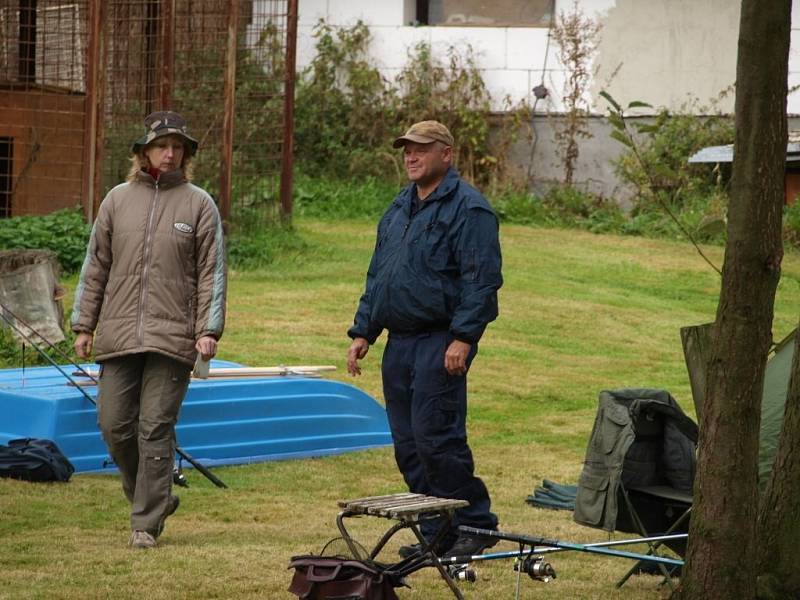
[418, 0, 553, 27]
[0, 2, 85, 91]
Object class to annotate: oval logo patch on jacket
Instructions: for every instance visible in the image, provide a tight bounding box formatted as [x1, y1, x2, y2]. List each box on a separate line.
[174, 222, 194, 234]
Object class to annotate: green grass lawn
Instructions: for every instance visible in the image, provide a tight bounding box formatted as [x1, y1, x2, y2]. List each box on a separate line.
[2, 219, 799, 600]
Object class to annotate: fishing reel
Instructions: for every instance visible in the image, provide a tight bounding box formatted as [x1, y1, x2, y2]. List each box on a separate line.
[173, 458, 189, 487]
[514, 556, 556, 583]
[446, 564, 476, 582]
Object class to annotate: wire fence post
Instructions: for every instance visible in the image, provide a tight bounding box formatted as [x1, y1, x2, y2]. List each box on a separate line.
[279, 0, 298, 222]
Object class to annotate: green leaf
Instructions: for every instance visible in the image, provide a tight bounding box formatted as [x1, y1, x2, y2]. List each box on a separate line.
[610, 129, 633, 148]
[607, 112, 626, 132]
[627, 100, 652, 109]
[634, 123, 659, 134]
[599, 90, 622, 112]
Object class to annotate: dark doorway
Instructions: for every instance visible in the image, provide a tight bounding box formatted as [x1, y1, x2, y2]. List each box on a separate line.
[0, 138, 12, 218]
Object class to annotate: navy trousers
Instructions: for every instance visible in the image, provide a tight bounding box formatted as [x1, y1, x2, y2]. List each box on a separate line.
[381, 330, 498, 538]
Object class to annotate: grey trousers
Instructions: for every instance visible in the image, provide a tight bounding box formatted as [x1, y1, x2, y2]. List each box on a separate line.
[97, 352, 191, 535]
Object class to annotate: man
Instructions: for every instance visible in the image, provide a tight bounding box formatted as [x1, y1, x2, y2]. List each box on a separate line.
[346, 120, 502, 557]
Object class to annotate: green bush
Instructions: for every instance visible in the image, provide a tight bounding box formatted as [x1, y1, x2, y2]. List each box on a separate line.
[293, 20, 528, 189]
[493, 185, 627, 234]
[0, 208, 90, 273]
[604, 93, 734, 212]
[0, 326, 79, 369]
[784, 201, 800, 248]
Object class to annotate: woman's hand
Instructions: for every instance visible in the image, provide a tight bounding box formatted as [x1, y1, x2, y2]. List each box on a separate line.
[195, 335, 218, 360]
[74, 332, 94, 360]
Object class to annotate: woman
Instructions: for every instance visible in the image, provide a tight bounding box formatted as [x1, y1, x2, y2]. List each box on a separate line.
[71, 111, 226, 549]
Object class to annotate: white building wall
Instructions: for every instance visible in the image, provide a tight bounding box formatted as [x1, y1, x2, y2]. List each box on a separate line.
[288, 0, 800, 115]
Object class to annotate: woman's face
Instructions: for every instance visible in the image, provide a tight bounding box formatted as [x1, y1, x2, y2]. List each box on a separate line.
[144, 135, 186, 172]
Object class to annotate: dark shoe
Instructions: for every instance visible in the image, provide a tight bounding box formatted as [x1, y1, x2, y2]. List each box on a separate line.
[156, 495, 180, 538]
[444, 534, 499, 558]
[398, 536, 456, 559]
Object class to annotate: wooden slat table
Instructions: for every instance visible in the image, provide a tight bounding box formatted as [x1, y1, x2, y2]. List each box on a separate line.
[336, 493, 470, 599]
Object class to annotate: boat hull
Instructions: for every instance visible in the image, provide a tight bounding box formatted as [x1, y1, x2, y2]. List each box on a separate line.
[0, 361, 392, 473]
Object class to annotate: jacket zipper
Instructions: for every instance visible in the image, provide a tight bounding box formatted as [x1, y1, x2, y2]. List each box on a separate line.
[136, 181, 160, 345]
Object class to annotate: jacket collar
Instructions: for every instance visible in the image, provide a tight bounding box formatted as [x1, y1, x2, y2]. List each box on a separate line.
[395, 167, 460, 209]
[135, 168, 186, 190]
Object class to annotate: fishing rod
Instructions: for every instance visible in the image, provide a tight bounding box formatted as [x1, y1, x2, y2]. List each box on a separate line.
[440, 532, 688, 566]
[458, 526, 684, 567]
[0, 301, 227, 488]
[435, 529, 686, 598]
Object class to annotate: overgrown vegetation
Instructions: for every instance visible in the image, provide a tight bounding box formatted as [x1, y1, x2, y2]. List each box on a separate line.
[0, 326, 79, 369]
[598, 91, 735, 261]
[0, 208, 90, 273]
[294, 20, 529, 190]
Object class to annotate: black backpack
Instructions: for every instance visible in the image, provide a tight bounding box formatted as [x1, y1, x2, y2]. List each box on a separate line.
[0, 438, 75, 482]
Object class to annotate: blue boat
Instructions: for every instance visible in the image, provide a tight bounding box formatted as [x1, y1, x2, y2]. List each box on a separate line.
[0, 360, 392, 473]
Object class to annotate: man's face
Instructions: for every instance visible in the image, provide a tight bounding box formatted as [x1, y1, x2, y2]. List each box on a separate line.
[403, 141, 451, 184]
[145, 134, 186, 172]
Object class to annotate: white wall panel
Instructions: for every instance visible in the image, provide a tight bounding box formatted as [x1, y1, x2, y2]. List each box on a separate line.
[506, 28, 551, 71]
[480, 69, 533, 110]
[297, 0, 329, 27]
[368, 26, 432, 70]
[429, 27, 508, 70]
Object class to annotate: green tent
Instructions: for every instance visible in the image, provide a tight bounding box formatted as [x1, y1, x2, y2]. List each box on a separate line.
[681, 324, 791, 485]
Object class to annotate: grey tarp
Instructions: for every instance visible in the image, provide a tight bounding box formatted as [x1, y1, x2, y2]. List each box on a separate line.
[573, 389, 697, 532]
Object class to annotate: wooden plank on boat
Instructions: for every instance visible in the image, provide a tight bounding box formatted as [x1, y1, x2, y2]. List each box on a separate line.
[198, 366, 337, 378]
[73, 365, 337, 382]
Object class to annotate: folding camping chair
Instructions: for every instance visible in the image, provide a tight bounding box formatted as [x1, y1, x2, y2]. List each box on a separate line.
[573, 388, 697, 590]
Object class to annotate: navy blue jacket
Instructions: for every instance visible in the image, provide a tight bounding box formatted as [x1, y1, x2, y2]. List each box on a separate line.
[348, 168, 502, 345]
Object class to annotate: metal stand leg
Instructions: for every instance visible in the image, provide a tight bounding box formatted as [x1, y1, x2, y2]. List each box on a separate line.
[336, 511, 367, 560]
[336, 507, 466, 600]
[616, 488, 690, 590]
[409, 517, 465, 600]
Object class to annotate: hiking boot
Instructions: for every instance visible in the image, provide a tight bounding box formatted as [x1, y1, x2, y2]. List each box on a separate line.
[129, 530, 157, 549]
[156, 495, 180, 538]
[398, 536, 456, 559]
[444, 534, 498, 558]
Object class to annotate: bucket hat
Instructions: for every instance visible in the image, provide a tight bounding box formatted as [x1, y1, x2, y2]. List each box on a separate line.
[131, 111, 198, 156]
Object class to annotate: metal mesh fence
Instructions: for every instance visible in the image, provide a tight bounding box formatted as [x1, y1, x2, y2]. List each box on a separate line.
[0, 0, 295, 223]
[0, 0, 89, 217]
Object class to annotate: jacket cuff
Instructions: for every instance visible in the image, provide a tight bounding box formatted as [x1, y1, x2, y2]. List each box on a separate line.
[348, 327, 377, 345]
[196, 330, 220, 341]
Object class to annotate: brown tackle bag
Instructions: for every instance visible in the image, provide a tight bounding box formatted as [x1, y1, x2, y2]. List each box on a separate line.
[288, 555, 401, 600]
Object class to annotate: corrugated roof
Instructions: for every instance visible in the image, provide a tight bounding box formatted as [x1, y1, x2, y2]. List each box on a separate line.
[688, 141, 800, 163]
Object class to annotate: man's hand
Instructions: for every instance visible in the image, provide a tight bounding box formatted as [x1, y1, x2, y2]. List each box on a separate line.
[195, 336, 218, 361]
[444, 339, 471, 376]
[347, 337, 370, 376]
[74, 332, 94, 360]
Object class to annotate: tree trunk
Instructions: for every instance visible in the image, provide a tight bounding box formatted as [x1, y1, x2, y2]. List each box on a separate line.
[757, 327, 800, 599]
[677, 1, 791, 599]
